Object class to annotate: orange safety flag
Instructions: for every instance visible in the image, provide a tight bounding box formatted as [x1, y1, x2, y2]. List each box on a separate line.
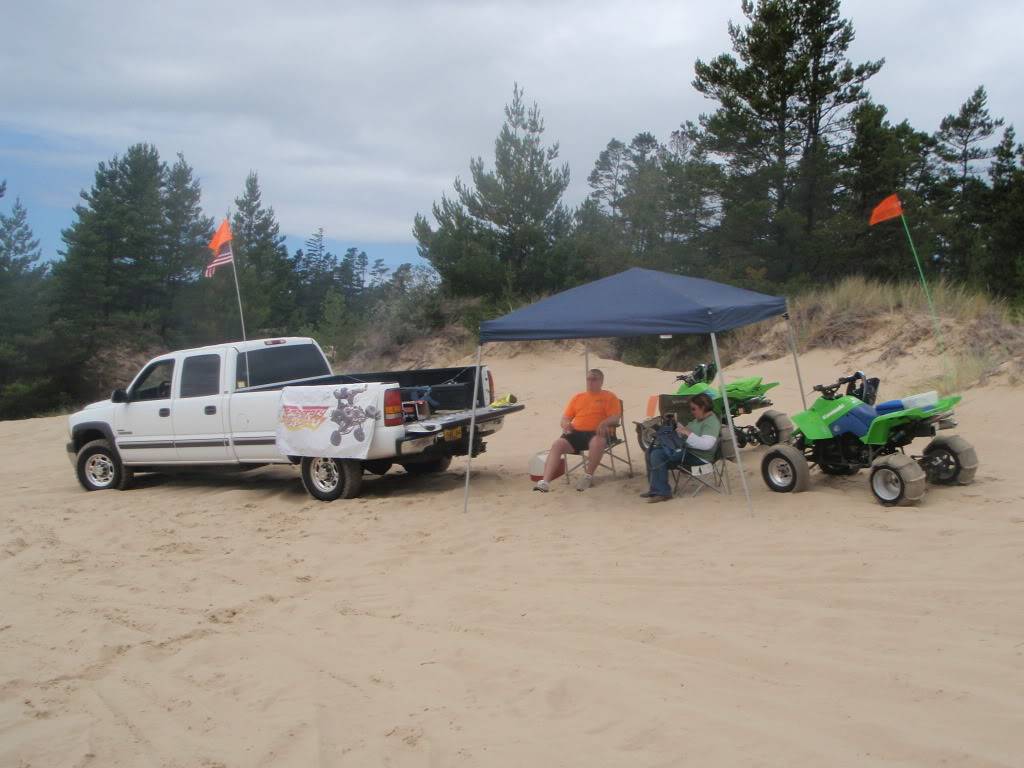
[869, 194, 903, 226]
[204, 218, 234, 277]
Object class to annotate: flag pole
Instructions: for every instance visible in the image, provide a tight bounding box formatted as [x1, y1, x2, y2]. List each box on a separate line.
[899, 214, 945, 354]
[228, 247, 250, 387]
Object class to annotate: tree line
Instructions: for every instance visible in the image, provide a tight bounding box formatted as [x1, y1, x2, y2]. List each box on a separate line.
[2, 0, 1023, 418]
[416, 0, 1024, 304]
[0, 153, 435, 418]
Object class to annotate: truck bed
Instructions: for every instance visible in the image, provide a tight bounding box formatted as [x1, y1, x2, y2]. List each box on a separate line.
[245, 366, 487, 413]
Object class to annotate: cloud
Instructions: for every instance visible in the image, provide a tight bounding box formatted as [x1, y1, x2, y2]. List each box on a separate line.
[2, 0, 1022, 245]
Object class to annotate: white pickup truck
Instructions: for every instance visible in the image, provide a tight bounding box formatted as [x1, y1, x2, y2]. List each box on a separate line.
[66, 337, 523, 500]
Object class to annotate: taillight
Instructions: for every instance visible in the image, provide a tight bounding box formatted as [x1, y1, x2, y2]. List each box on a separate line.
[486, 369, 495, 406]
[384, 388, 403, 426]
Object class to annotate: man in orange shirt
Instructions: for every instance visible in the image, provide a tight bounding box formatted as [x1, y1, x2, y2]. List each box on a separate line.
[534, 369, 622, 493]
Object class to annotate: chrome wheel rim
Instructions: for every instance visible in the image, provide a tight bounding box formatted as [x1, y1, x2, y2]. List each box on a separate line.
[872, 467, 902, 502]
[767, 457, 794, 487]
[85, 454, 115, 487]
[310, 458, 340, 493]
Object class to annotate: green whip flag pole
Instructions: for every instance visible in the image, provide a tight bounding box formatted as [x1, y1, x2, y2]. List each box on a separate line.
[870, 194, 946, 355]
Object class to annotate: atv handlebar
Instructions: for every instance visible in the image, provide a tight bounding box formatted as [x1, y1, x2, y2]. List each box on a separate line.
[812, 372, 866, 399]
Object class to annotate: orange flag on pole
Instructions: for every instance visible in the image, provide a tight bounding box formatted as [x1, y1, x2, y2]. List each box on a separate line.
[869, 194, 903, 226]
[204, 218, 234, 277]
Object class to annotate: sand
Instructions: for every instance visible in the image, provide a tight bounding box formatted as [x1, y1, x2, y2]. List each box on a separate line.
[2, 345, 1023, 767]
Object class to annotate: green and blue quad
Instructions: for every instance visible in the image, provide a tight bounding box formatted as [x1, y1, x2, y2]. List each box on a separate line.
[636, 362, 794, 452]
[760, 372, 978, 506]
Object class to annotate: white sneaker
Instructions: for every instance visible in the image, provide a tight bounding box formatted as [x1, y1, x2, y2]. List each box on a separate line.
[533, 479, 550, 493]
[576, 473, 593, 492]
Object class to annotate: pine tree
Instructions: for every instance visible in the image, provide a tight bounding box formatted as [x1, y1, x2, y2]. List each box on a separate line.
[587, 139, 628, 215]
[693, 0, 880, 280]
[162, 154, 213, 340]
[933, 86, 1005, 282]
[415, 84, 571, 297]
[54, 144, 166, 340]
[232, 172, 296, 333]
[985, 127, 1024, 296]
[0, 197, 43, 277]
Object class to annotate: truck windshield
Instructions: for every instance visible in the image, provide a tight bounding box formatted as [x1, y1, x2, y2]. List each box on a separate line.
[236, 344, 330, 388]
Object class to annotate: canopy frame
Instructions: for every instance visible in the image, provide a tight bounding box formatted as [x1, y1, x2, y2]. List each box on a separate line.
[461, 269, 808, 516]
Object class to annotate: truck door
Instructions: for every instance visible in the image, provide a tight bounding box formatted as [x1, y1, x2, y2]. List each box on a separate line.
[173, 352, 231, 462]
[114, 358, 178, 464]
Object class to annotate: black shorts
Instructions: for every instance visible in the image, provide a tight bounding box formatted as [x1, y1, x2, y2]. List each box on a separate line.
[563, 430, 596, 453]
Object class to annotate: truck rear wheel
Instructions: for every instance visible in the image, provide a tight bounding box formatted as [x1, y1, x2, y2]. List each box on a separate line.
[869, 453, 926, 506]
[300, 457, 363, 501]
[76, 439, 133, 492]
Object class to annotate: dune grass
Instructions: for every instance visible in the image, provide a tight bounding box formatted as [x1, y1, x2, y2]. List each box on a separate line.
[790, 275, 1009, 327]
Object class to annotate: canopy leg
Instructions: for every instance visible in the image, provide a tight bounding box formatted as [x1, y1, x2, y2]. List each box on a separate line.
[584, 342, 590, 385]
[784, 306, 808, 411]
[462, 344, 484, 513]
[711, 333, 753, 516]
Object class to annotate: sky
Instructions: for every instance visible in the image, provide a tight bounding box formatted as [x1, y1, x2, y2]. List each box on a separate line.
[2, 0, 1022, 269]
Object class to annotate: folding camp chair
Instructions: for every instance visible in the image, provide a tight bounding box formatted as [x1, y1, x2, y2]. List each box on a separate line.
[669, 436, 733, 498]
[565, 399, 634, 481]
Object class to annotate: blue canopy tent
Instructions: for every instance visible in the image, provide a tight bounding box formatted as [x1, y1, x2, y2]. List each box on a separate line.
[462, 268, 809, 512]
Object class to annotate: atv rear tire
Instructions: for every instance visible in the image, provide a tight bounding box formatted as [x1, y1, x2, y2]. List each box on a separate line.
[756, 410, 794, 446]
[300, 457, 363, 501]
[922, 435, 978, 485]
[869, 453, 926, 506]
[761, 444, 810, 493]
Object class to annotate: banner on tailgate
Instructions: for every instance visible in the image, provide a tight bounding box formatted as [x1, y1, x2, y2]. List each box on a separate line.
[276, 384, 385, 459]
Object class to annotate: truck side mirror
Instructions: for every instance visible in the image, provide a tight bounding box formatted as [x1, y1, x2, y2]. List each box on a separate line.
[111, 388, 128, 403]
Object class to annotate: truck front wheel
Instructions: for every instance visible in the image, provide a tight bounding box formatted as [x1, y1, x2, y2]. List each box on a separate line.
[76, 439, 133, 492]
[300, 457, 363, 501]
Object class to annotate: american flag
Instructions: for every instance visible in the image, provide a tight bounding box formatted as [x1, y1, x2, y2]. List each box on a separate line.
[204, 219, 234, 277]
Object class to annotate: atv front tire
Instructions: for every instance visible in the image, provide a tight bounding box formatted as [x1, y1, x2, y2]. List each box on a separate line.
[761, 444, 810, 493]
[922, 435, 978, 485]
[869, 453, 926, 506]
[756, 410, 794, 445]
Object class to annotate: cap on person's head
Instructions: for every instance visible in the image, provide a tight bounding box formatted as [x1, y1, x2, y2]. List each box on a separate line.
[587, 368, 604, 380]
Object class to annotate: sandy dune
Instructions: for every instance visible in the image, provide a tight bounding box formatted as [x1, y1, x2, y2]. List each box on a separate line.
[2, 345, 1023, 767]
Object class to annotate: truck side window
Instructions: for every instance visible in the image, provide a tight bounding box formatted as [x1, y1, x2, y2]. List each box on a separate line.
[132, 360, 175, 401]
[180, 354, 221, 398]
[236, 344, 330, 388]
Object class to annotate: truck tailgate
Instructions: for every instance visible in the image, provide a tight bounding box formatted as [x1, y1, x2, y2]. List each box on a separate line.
[404, 403, 525, 435]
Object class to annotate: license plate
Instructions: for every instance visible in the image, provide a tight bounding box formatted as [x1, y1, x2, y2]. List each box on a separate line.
[443, 426, 463, 441]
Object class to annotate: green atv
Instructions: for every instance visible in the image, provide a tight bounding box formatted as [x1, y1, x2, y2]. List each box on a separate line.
[637, 362, 793, 452]
[760, 372, 978, 506]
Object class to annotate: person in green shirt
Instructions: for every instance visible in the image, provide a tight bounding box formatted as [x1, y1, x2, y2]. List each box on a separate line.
[642, 392, 720, 503]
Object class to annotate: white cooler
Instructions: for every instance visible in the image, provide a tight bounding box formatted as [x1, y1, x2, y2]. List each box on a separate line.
[529, 451, 565, 482]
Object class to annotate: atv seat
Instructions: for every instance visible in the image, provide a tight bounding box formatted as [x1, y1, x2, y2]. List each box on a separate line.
[875, 391, 939, 416]
[874, 400, 904, 415]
